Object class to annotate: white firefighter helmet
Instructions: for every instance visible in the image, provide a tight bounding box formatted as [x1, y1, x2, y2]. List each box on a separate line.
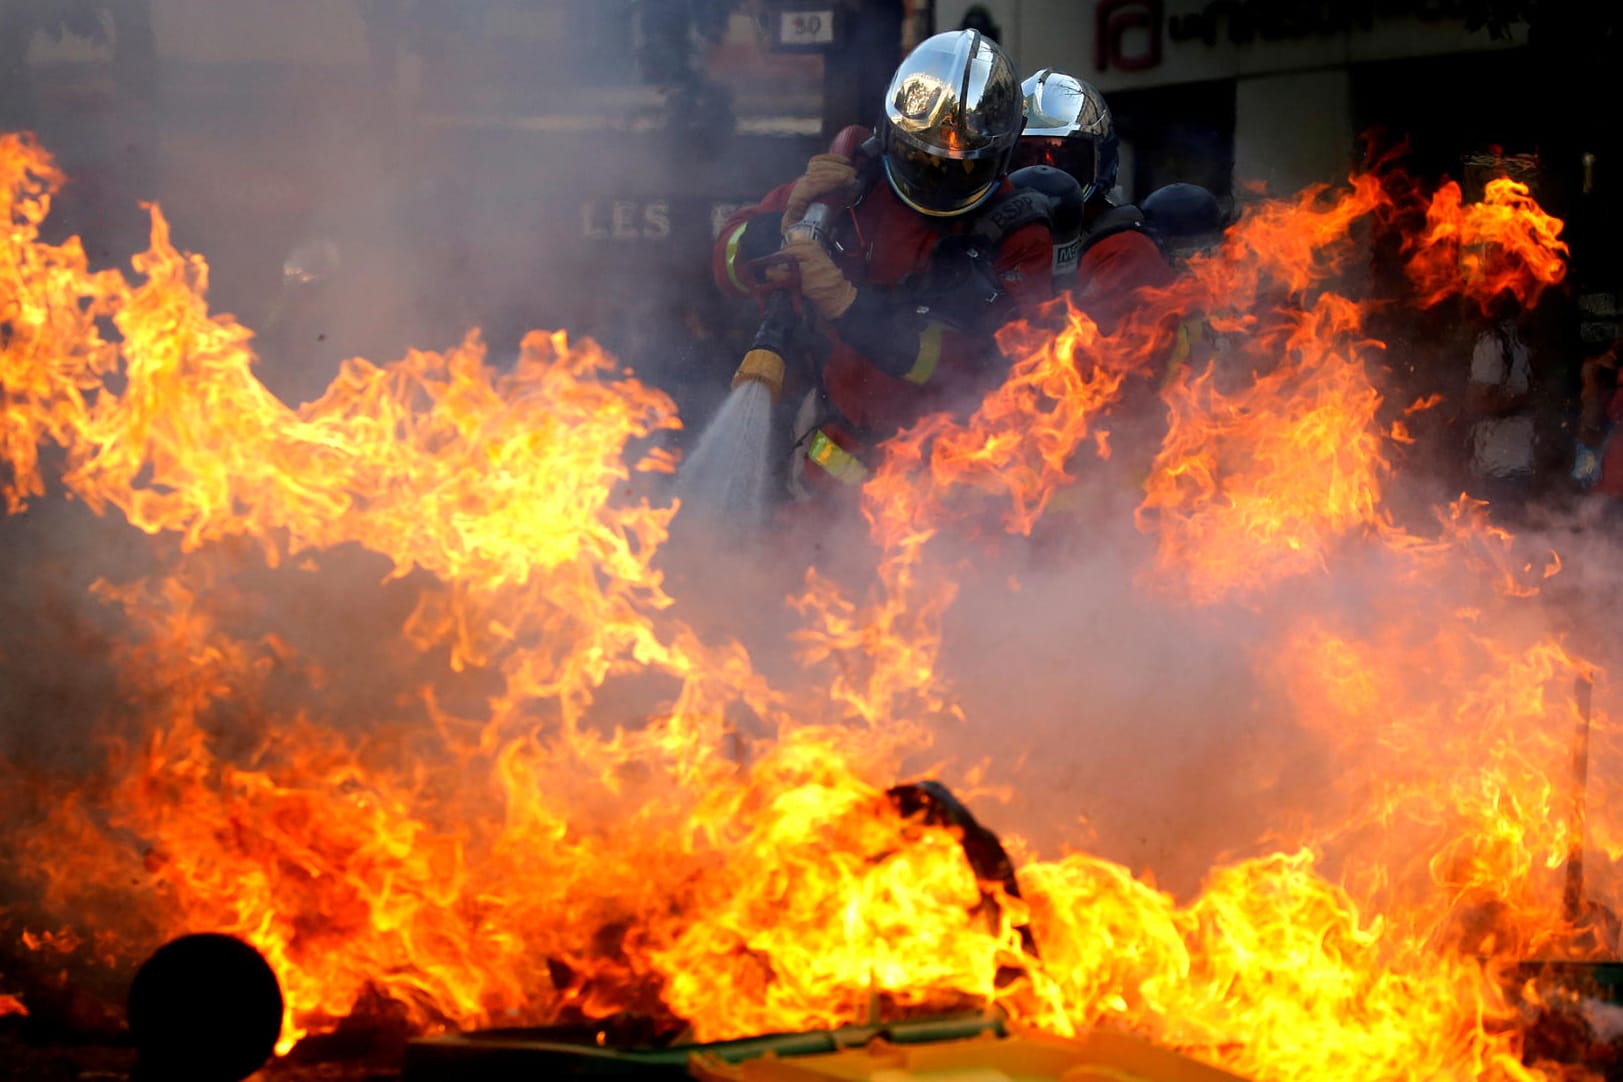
[1015, 69, 1119, 202]
[878, 29, 1024, 217]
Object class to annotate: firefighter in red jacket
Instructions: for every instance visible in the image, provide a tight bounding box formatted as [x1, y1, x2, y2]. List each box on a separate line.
[1012, 71, 1227, 537]
[1012, 69, 1177, 334]
[713, 29, 1055, 498]
[1016, 69, 1235, 387]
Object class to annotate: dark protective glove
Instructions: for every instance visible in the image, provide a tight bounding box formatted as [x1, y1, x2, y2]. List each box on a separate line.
[781, 154, 860, 233]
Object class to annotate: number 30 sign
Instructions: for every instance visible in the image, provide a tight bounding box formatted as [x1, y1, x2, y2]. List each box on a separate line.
[773, 8, 838, 50]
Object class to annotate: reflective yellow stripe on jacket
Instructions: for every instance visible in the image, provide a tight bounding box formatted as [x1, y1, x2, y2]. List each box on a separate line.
[722, 222, 750, 295]
[1162, 317, 1204, 388]
[807, 429, 868, 484]
[903, 322, 945, 385]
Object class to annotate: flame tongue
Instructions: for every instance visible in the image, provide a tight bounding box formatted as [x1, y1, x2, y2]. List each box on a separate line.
[1406, 176, 1569, 314]
[0, 127, 1607, 1082]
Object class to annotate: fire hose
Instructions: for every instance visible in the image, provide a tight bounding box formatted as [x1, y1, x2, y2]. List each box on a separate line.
[730, 124, 872, 405]
[726, 201, 832, 405]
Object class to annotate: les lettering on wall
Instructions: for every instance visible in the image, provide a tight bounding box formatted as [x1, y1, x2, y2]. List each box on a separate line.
[580, 200, 671, 242]
[579, 200, 750, 242]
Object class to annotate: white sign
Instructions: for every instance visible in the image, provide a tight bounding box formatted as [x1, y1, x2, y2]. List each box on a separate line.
[777, 10, 836, 47]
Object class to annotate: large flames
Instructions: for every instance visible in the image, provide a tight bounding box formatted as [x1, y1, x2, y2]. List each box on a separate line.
[0, 129, 1612, 1081]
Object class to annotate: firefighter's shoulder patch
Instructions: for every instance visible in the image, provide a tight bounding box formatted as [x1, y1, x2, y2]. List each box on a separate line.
[968, 190, 1053, 248]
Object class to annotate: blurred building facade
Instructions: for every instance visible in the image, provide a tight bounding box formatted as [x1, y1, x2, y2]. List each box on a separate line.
[932, 0, 1530, 204]
[15, 1, 1618, 428]
[11, 1, 859, 394]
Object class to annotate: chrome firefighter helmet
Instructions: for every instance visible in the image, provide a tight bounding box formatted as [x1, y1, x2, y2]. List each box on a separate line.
[1014, 69, 1119, 202]
[878, 29, 1024, 217]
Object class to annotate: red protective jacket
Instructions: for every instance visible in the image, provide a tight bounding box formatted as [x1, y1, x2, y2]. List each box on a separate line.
[1073, 229, 1177, 336]
[1033, 222, 1183, 536]
[714, 166, 1055, 484]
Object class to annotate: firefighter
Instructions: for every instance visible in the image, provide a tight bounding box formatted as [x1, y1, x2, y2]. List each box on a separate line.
[1140, 180, 1230, 386]
[1015, 72, 1234, 383]
[712, 29, 1055, 498]
[1013, 72, 1231, 539]
[1013, 69, 1176, 335]
[1141, 182, 1225, 269]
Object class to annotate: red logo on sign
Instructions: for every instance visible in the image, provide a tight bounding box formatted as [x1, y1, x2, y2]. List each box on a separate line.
[1095, 0, 1164, 73]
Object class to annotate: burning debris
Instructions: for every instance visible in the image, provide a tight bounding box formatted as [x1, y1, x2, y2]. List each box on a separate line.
[0, 124, 1618, 1082]
[125, 933, 283, 1082]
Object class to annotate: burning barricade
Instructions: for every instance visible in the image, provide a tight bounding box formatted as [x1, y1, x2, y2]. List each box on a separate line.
[1, 124, 1620, 1082]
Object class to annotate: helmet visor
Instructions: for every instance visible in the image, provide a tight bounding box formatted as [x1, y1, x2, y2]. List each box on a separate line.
[1011, 136, 1101, 198]
[884, 140, 1004, 216]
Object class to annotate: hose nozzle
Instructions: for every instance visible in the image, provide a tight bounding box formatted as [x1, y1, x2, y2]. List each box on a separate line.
[783, 202, 834, 247]
[732, 348, 786, 402]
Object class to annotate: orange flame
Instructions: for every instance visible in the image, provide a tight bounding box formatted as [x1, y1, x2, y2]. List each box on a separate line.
[1138, 294, 1389, 604]
[1406, 177, 1569, 315]
[0, 127, 1608, 1082]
